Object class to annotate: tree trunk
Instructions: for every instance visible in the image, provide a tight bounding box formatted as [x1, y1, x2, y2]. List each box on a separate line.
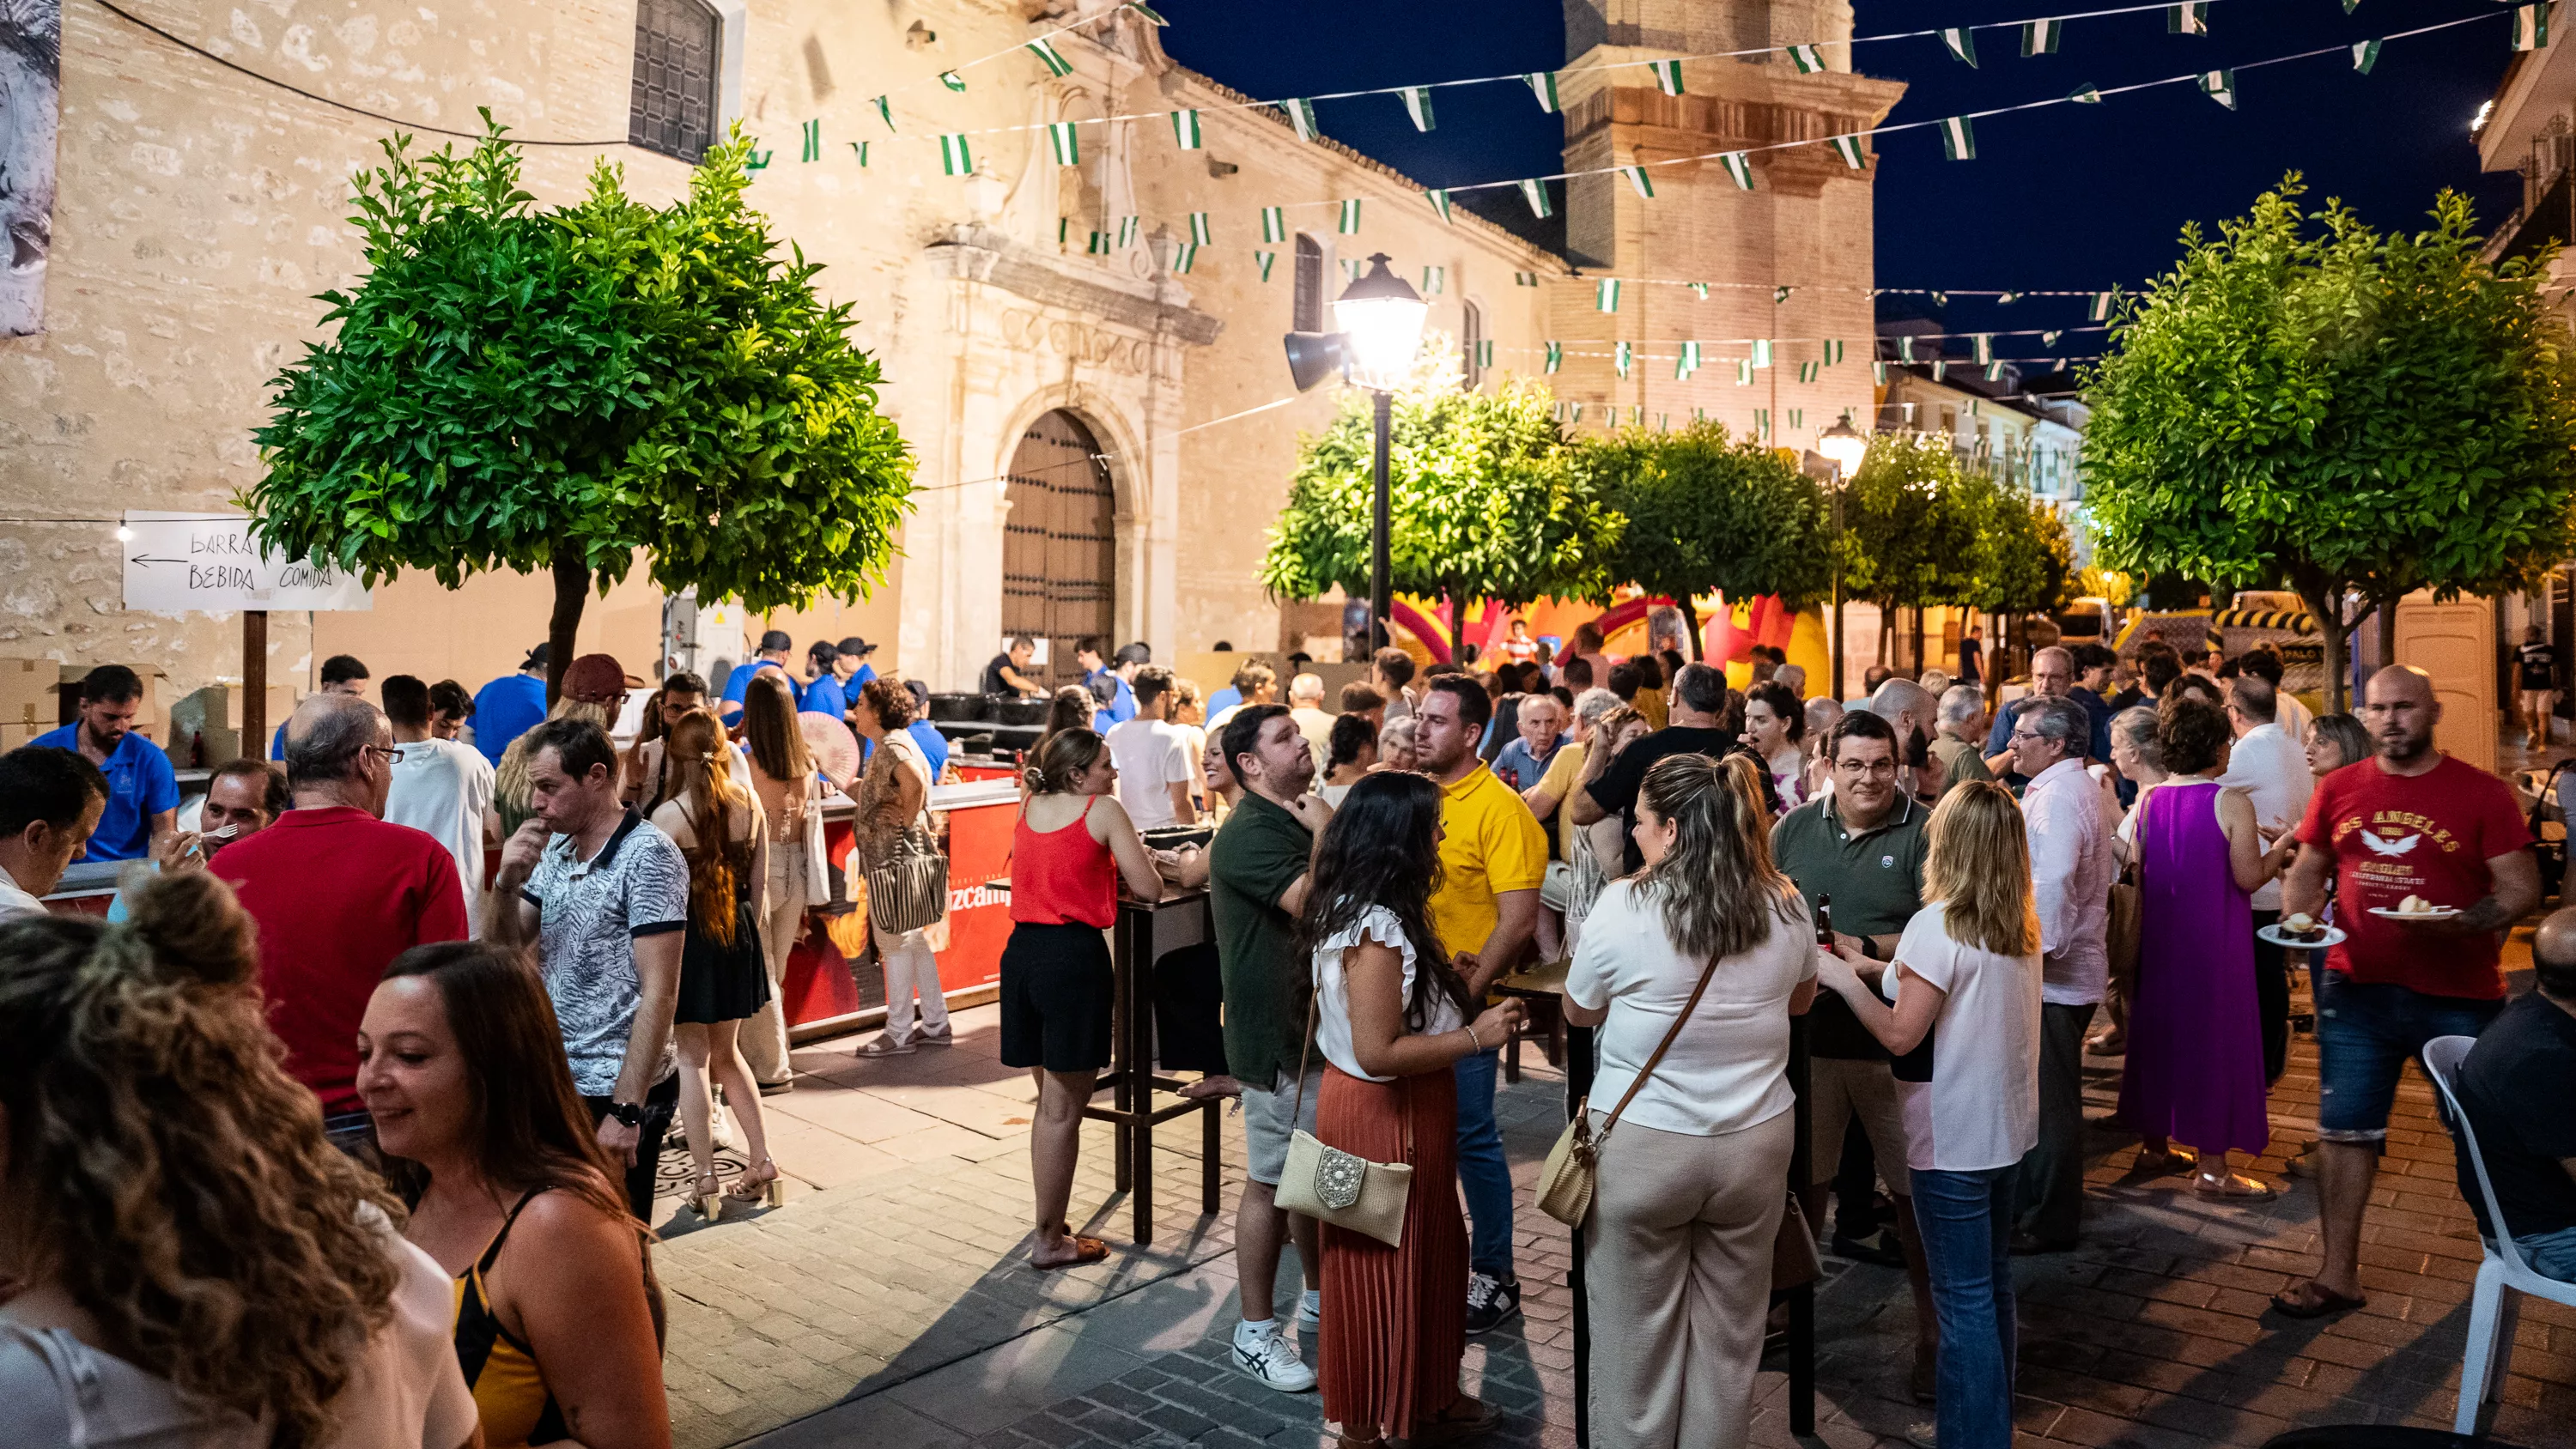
[1680, 593, 1704, 662]
[1910, 606, 1927, 676]
[2374, 587, 2403, 672]
[1449, 585, 1466, 666]
[548, 543, 589, 706]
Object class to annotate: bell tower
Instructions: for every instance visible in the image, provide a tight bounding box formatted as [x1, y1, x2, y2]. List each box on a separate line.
[1552, 0, 1903, 452]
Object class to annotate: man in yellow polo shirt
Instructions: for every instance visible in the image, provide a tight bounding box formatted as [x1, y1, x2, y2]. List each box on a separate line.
[1413, 676, 1547, 1333]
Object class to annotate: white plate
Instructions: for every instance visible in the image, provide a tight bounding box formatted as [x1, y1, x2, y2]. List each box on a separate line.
[2367, 906, 2461, 921]
[2257, 923, 2346, 949]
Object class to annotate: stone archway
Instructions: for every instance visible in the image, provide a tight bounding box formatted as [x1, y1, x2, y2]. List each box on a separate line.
[1002, 409, 1115, 689]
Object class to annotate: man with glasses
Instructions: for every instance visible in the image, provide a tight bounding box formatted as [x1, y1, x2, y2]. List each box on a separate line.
[2269, 666, 2536, 1320]
[213, 694, 469, 1161]
[2008, 695, 2116, 1252]
[1983, 646, 2111, 781]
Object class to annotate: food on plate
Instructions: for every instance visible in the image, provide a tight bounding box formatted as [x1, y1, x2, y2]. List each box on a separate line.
[2279, 912, 2327, 944]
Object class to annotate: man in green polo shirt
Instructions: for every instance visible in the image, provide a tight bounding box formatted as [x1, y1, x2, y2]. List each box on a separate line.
[1207, 703, 1334, 1392]
[1771, 708, 1938, 1398]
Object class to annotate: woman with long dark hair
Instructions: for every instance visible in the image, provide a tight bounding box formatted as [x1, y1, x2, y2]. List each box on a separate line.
[851, 678, 951, 1057]
[649, 707, 780, 1216]
[1004, 727, 1170, 1268]
[1303, 772, 1525, 1447]
[1560, 754, 1817, 1448]
[1, 872, 480, 1449]
[740, 671, 828, 1090]
[362, 939, 671, 1449]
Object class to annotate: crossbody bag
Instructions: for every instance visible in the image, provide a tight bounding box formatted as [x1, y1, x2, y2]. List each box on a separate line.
[1273, 969, 1415, 1247]
[1534, 950, 1722, 1226]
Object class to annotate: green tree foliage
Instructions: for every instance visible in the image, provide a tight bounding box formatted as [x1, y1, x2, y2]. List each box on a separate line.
[1575, 422, 1833, 658]
[247, 116, 914, 700]
[1961, 474, 2077, 618]
[1838, 434, 1984, 636]
[1260, 358, 1621, 640]
[2082, 176, 2576, 706]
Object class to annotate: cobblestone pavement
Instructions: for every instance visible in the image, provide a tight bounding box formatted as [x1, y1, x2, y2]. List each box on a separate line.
[655, 955, 2575, 1449]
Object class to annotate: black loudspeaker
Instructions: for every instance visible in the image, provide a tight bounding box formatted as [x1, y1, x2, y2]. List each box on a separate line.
[1282, 331, 1346, 392]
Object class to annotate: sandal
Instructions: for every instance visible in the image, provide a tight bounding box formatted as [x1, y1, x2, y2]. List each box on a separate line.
[726, 1156, 785, 1208]
[2193, 1172, 2276, 1202]
[1031, 1233, 1110, 1270]
[2136, 1147, 2198, 1176]
[2269, 1281, 2366, 1319]
[691, 1173, 724, 1224]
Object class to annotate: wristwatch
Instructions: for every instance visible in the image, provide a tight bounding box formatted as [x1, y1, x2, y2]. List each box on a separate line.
[605, 1100, 645, 1128]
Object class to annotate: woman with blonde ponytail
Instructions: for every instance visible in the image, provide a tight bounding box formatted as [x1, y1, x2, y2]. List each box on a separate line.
[0, 870, 481, 1449]
[648, 707, 780, 1221]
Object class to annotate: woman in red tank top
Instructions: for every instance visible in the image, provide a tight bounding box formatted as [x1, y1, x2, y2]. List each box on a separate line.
[1005, 729, 1171, 1270]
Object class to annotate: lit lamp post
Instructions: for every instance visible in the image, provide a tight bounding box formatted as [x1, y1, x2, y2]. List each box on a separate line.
[1816, 413, 1868, 702]
[1284, 252, 1429, 651]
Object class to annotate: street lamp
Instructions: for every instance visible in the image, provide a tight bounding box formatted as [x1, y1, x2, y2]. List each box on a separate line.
[1284, 252, 1428, 652]
[1816, 414, 1868, 701]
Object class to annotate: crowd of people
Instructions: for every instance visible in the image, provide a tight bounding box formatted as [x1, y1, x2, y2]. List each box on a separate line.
[1, 613, 2569, 1449]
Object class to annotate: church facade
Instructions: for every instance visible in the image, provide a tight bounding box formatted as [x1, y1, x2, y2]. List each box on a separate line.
[2, 0, 1896, 705]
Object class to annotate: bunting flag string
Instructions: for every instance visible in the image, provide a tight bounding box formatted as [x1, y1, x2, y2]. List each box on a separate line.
[1519, 179, 1556, 218]
[800, 118, 822, 162]
[1516, 271, 1542, 287]
[1047, 121, 1079, 165]
[2023, 18, 2063, 55]
[2199, 68, 2237, 107]
[1940, 115, 1978, 161]
[1622, 166, 1656, 199]
[1337, 199, 1363, 234]
[1422, 265, 1446, 294]
[850, 141, 869, 167]
[1256, 251, 1277, 282]
[1721, 153, 1756, 190]
[1399, 87, 1437, 130]
[1525, 71, 1560, 112]
[1260, 207, 1286, 244]
[1026, 39, 1074, 77]
[2169, 3, 2209, 35]
[2515, 3, 2548, 52]
[940, 71, 967, 93]
[1188, 212, 1212, 246]
[1170, 109, 1203, 149]
[2352, 39, 2380, 71]
[1649, 58, 1685, 94]
[939, 133, 973, 175]
[1831, 135, 1868, 169]
[1281, 97, 1321, 142]
[1596, 278, 1622, 313]
[1789, 44, 1829, 72]
[1616, 341, 1633, 378]
[1425, 189, 1453, 222]
[1170, 242, 1198, 273]
[1943, 27, 1979, 65]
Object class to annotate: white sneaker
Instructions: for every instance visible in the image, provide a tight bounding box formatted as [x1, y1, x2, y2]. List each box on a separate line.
[1230, 1323, 1317, 1392]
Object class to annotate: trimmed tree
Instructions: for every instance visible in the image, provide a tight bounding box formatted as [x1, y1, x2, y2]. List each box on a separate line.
[246, 117, 914, 700]
[1964, 475, 2078, 624]
[1575, 421, 1834, 658]
[1838, 433, 1984, 668]
[2081, 177, 2576, 708]
[1260, 360, 1620, 643]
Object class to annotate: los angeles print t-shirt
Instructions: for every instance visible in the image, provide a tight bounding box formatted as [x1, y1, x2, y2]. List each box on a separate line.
[2293, 754, 2528, 999]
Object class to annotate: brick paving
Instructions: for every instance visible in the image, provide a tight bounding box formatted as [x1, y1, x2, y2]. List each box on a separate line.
[653, 953, 2576, 1449]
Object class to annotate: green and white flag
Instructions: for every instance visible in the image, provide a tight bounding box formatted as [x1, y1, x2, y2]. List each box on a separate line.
[1931, 361, 1948, 381]
[1026, 38, 1073, 76]
[1874, 361, 1889, 384]
[1425, 189, 1453, 222]
[1615, 342, 1632, 378]
[871, 95, 896, 130]
[1939, 115, 1976, 161]
[1899, 336, 1917, 362]
[1984, 361, 2007, 380]
[1545, 341, 1563, 373]
[2200, 70, 2235, 107]
[1754, 408, 1770, 440]
[2352, 39, 2381, 72]
[1690, 282, 1710, 300]
[1516, 270, 1540, 287]
[1676, 340, 1703, 377]
[1399, 86, 1436, 130]
[1648, 58, 1683, 94]
[1750, 338, 1773, 368]
[1188, 211, 1211, 245]
[1256, 251, 1277, 282]
[1170, 109, 1203, 149]
[1525, 71, 1560, 112]
[2515, 3, 2549, 52]
[2342, 0, 2359, 10]
[1941, 27, 1978, 65]
[1280, 98, 1320, 142]
[796, 119, 820, 161]
[2089, 289, 2117, 320]
[1720, 152, 1754, 190]
[1117, 215, 1139, 247]
[1973, 333, 1993, 363]
[1737, 359, 1755, 385]
[1999, 291, 2021, 304]
[939, 70, 966, 91]
[1596, 277, 1621, 312]
[2068, 82, 2103, 103]
[1621, 165, 1654, 199]
[1127, 1, 1168, 23]
[745, 148, 773, 170]
[1831, 135, 1867, 169]
[1788, 43, 1827, 73]
[2168, 3, 2208, 34]
[1789, 409, 1803, 429]
[1797, 360, 1820, 383]
[2023, 18, 2061, 55]
[939, 133, 974, 175]
[1518, 179, 1555, 218]
[1695, 408, 1708, 422]
[2042, 330, 2063, 346]
[1774, 286, 1794, 305]
[1932, 291, 1949, 306]
[1422, 265, 1444, 294]
[1659, 414, 1670, 432]
[1047, 121, 1079, 166]
[850, 140, 869, 167]
[1261, 207, 1286, 244]
[1086, 231, 1109, 255]
[1059, 217, 1071, 246]
[1337, 198, 1362, 234]
[1569, 403, 1584, 423]
[1342, 258, 1361, 282]
[1169, 242, 1197, 274]
[1824, 339, 1844, 364]
[1474, 339, 1495, 367]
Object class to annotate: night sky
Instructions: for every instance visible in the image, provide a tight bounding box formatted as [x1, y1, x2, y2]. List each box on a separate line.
[1156, 0, 2528, 367]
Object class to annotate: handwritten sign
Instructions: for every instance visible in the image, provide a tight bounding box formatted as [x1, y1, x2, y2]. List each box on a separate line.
[121, 512, 372, 614]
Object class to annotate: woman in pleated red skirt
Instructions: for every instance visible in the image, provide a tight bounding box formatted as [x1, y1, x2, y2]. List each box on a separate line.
[1301, 773, 1526, 1447]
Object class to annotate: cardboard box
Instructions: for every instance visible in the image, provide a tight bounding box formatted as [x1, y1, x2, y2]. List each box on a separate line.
[0, 719, 46, 752]
[0, 658, 51, 729]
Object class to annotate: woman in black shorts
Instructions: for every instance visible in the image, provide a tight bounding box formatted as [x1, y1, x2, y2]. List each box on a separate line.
[1005, 728, 1171, 1269]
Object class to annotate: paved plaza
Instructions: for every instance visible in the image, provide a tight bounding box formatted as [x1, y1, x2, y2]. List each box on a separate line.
[647, 949, 2576, 1449]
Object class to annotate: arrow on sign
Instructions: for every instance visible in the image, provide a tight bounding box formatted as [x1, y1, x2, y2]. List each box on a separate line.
[129, 555, 187, 567]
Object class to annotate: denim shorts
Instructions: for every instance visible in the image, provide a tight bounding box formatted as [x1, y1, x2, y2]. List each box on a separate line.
[2517, 1224, 2576, 1284]
[2313, 971, 2505, 1142]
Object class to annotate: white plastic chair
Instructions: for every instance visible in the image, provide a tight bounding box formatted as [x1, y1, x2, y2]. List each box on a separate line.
[2420, 1033, 2576, 1436]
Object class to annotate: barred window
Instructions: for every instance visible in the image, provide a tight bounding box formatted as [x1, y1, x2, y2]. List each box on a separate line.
[1292, 234, 1324, 332]
[1461, 300, 1485, 389]
[630, 0, 721, 163]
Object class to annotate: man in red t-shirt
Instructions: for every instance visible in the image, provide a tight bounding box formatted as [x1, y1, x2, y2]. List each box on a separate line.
[2270, 665, 2537, 1320]
[213, 694, 467, 1157]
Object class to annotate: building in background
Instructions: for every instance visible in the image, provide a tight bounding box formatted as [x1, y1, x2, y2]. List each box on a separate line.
[2478, 11, 2576, 322]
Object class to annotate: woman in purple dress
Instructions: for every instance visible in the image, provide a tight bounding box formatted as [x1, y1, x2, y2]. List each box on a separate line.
[2118, 696, 2285, 1199]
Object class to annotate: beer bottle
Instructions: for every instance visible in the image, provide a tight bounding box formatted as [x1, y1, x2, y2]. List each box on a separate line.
[1814, 893, 1835, 949]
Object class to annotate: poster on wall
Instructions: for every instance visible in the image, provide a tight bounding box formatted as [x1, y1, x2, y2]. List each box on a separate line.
[0, 0, 59, 336]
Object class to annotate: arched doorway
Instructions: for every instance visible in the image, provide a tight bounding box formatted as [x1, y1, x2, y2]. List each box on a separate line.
[1003, 410, 1115, 689]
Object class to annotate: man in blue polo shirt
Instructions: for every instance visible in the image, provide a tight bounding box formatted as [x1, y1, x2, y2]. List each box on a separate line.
[902, 680, 951, 781]
[837, 636, 880, 690]
[33, 664, 179, 863]
[799, 640, 848, 720]
[471, 644, 550, 766]
[721, 630, 795, 726]
[270, 653, 370, 761]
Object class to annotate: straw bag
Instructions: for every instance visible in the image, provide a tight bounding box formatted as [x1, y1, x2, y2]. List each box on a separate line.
[1273, 991, 1414, 1247]
[1535, 951, 1724, 1226]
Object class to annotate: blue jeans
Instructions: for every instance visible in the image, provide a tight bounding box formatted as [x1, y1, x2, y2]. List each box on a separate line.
[2313, 971, 2506, 1142]
[1453, 1048, 1513, 1279]
[2518, 1224, 2576, 1283]
[1912, 1164, 2020, 1449]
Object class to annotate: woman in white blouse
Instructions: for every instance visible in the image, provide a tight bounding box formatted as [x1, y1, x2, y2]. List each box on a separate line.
[1560, 752, 1819, 1449]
